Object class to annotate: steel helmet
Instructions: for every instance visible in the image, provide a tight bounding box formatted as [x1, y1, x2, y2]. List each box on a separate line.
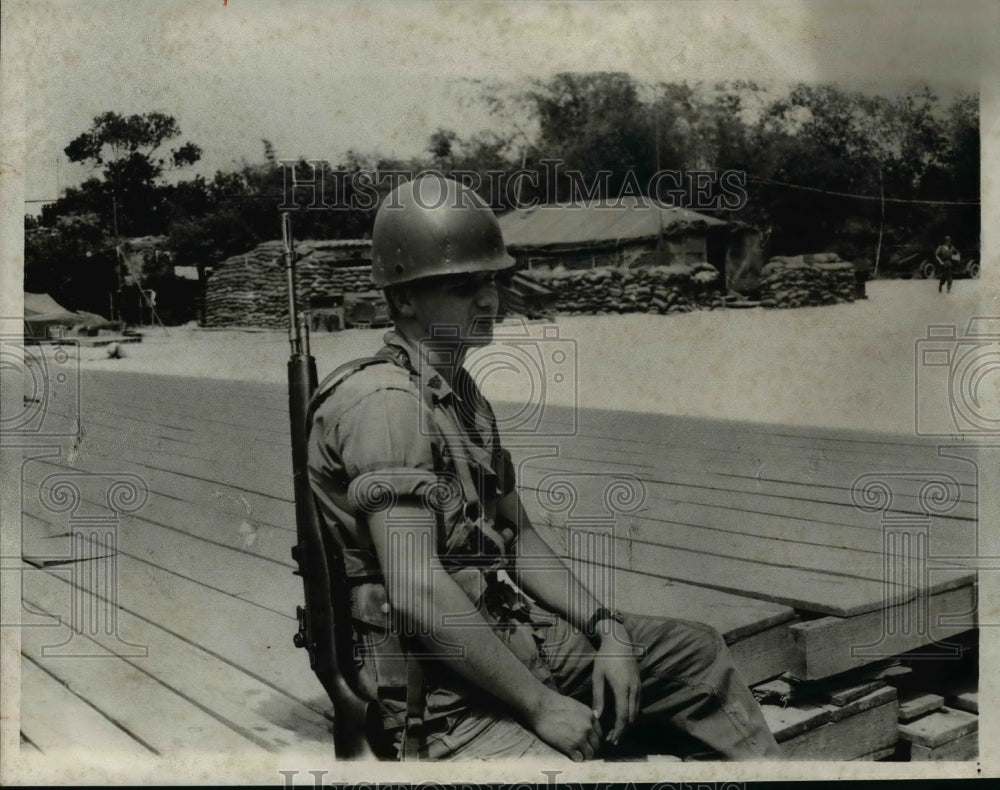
[371, 174, 514, 287]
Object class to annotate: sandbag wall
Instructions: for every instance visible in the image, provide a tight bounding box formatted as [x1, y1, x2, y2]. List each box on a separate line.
[202, 240, 373, 328]
[526, 262, 724, 315]
[759, 254, 857, 309]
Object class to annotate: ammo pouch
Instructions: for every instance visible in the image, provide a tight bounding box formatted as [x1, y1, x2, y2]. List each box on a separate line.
[341, 548, 413, 717]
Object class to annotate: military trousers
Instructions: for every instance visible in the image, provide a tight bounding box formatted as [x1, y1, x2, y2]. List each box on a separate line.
[415, 611, 782, 761]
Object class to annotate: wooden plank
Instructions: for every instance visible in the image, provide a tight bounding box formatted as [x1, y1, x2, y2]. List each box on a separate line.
[561, 563, 797, 685]
[547, 424, 979, 490]
[519, 467, 977, 561]
[519, 452, 978, 524]
[823, 679, 885, 707]
[760, 701, 831, 742]
[568, 448, 977, 504]
[72, 371, 289, 431]
[69, 357, 936, 484]
[898, 693, 944, 722]
[36, 411, 288, 477]
[56, 403, 287, 483]
[898, 707, 978, 749]
[787, 584, 977, 679]
[20, 554, 327, 708]
[536, 503, 973, 596]
[22, 474, 295, 569]
[728, 622, 797, 687]
[538, 520, 925, 617]
[66, 373, 984, 490]
[21, 559, 334, 755]
[32, 407, 294, 503]
[25, 448, 790, 697]
[525, 537, 797, 683]
[21, 614, 263, 753]
[517, 465, 978, 575]
[853, 745, 896, 761]
[60, 370, 976, 564]
[508, 414, 976, 499]
[780, 701, 898, 760]
[23, 501, 300, 617]
[950, 690, 978, 714]
[511, 440, 975, 540]
[821, 685, 896, 722]
[64, 386, 288, 433]
[19, 733, 44, 755]
[20, 513, 112, 564]
[936, 673, 979, 714]
[25, 465, 795, 671]
[555, 562, 795, 640]
[25, 454, 295, 536]
[910, 729, 978, 761]
[20, 656, 154, 757]
[532, 484, 977, 573]
[512, 400, 941, 453]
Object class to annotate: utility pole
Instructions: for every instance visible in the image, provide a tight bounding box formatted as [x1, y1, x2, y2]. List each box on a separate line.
[111, 193, 121, 322]
[874, 164, 885, 278]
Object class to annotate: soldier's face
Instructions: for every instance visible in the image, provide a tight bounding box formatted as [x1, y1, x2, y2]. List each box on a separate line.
[409, 271, 500, 346]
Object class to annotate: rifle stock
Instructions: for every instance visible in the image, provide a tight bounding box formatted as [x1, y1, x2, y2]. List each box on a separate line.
[284, 216, 379, 759]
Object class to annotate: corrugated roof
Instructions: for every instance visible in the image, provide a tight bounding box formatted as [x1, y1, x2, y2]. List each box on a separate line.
[300, 239, 371, 251]
[498, 197, 728, 252]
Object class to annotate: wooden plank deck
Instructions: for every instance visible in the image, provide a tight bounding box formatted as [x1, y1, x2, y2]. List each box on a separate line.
[16, 369, 978, 760]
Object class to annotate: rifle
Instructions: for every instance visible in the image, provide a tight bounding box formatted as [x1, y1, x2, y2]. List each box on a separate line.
[283, 213, 379, 759]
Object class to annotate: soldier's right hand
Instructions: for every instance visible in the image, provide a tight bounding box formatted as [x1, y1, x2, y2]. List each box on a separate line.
[527, 689, 602, 761]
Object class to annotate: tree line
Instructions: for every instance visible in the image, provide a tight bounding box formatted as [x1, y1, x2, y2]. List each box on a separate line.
[25, 75, 979, 322]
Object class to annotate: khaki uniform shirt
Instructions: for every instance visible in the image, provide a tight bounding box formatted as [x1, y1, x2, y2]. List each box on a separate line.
[307, 331, 552, 735]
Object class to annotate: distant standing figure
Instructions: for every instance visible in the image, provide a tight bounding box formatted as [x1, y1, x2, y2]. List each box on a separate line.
[935, 236, 959, 293]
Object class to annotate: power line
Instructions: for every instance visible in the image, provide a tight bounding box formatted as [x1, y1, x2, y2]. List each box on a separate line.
[746, 176, 979, 206]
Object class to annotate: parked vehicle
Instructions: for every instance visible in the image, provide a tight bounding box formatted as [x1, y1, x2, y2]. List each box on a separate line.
[915, 255, 980, 281]
[880, 244, 980, 280]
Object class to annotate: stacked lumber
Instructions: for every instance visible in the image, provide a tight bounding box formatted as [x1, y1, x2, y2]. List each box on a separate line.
[202, 240, 372, 328]
[754, 665, 904, 760]
[759, 252, 856, 309]
[896, 692, 978, 762]
[753, 634, 979, 762]
[886, 638, 979, 761]
[525, 262, 725, 315]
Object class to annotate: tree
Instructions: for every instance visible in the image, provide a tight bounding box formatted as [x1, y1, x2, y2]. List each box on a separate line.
[428, 128, 459, 163]
[744, 83, 975, 258]
[62, 111, 202, 236]
[25, 213, 118, 315]
[524, 72, 654, 201]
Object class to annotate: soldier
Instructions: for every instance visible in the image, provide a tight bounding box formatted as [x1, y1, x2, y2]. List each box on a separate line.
[935, 235, 959, 293]
[307, 175, 780, 761]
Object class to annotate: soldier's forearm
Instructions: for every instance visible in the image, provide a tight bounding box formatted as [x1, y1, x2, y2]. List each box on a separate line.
[368, 507, 554, 721]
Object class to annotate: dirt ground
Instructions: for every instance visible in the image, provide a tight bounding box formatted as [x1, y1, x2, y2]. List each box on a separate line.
[76, 280, 996, 436]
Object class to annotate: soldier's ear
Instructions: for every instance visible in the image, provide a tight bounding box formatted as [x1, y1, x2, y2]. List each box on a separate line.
[385, 284, 418, 318]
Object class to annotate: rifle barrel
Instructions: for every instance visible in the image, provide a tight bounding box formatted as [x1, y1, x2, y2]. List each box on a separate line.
[282, 212, 300, 354]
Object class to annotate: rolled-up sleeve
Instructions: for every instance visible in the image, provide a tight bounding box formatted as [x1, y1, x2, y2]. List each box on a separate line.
[317, 388, 439, 515]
